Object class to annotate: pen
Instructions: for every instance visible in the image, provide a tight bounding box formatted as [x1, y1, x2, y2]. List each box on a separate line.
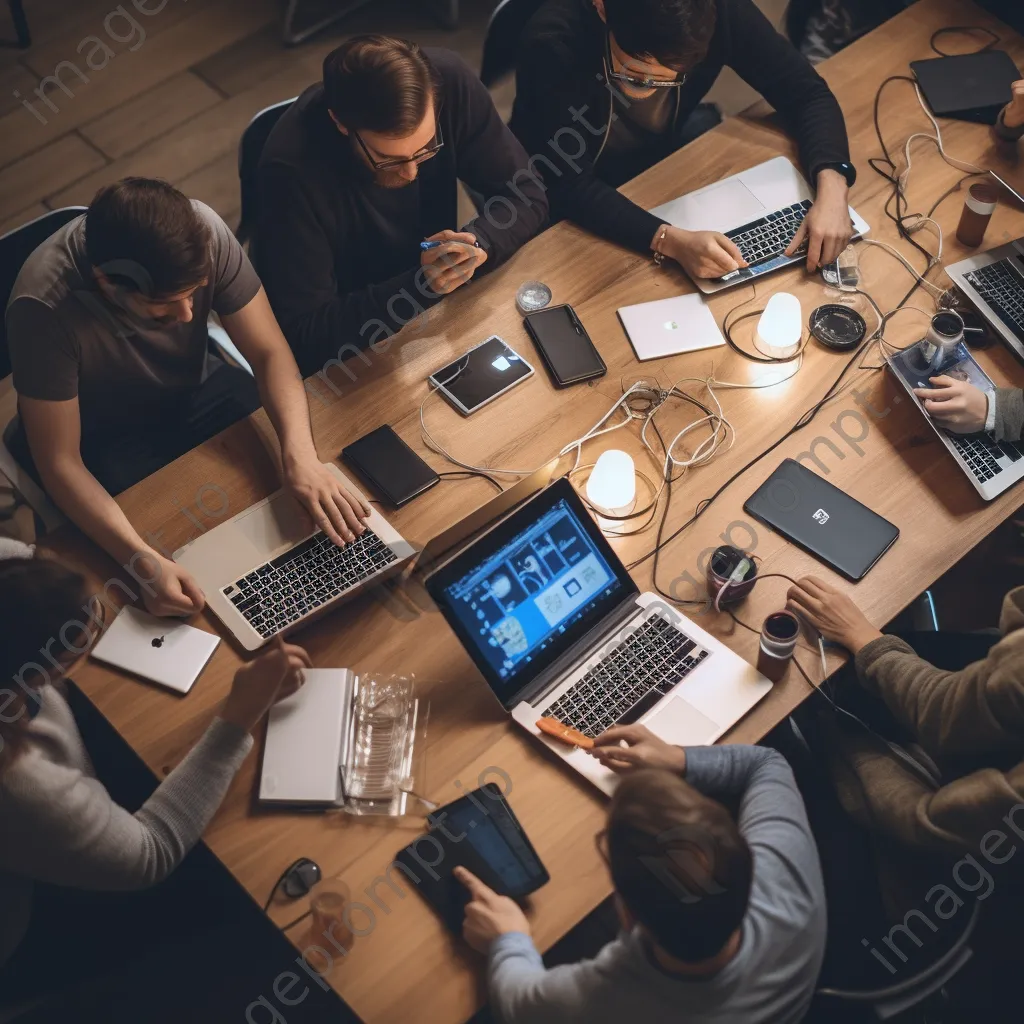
[536, 717, 594, 750]
[420, 239, 482, 250]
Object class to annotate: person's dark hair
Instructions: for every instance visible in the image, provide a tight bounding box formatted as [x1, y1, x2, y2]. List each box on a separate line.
[602, 0, 717, 69]
[606, 769, 752, 962]
[322, 35, 440, 136]
[84, 177, 211, 298]
[0, 558, 93, 773]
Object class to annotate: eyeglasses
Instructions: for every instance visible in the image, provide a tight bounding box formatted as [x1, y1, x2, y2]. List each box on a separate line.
[604, 34, 687, 90]
[352, 120, 445, 171]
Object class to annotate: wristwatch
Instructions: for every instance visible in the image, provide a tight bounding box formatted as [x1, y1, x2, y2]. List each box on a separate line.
[816, 161, 857, 188]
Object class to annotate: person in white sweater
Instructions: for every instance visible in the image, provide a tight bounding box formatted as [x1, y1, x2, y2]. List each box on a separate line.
[0, 544, 309, 976]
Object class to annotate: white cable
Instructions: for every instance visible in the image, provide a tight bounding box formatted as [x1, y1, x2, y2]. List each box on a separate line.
[860, 237, 945, 296]
[912, 85, 987, 175]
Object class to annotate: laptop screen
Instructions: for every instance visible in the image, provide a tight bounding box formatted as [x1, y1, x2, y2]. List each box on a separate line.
[426, 479, 636, 708]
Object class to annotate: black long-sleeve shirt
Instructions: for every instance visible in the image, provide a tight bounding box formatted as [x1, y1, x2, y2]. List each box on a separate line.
[254, 49, 548, 377]
[509, 0, 853, 255]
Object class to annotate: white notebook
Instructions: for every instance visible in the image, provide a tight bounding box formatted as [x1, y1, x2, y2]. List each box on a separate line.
[90, 606, 220, 694]
[259, 668, 356, 806]
[616, 292, 726, 361]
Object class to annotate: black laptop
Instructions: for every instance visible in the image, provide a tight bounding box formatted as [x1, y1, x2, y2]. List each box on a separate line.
[911, 50, 1020, 125]
[744, 460, 899, 581]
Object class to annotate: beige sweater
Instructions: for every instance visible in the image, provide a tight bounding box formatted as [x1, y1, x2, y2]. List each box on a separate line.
[829, 586, 1024, 855]
[0, 685, 252, 966]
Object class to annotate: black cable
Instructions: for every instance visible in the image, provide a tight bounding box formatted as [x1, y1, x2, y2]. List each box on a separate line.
[436, 470, 503, 493]
[929, 25, 999, 57]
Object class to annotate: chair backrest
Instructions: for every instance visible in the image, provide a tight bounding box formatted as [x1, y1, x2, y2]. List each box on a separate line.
[0, 206, 88, 381]
[480, 0, 548, 88]
[236, 98, 297, 244]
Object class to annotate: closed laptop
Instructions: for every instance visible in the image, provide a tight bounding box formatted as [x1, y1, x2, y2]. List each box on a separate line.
[744, 460, 899, 581]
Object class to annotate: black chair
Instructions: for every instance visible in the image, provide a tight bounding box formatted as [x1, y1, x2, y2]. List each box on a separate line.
[0, 207, 84, 531]
[480, 0, 547, 88]
[236, 97, 296, 246]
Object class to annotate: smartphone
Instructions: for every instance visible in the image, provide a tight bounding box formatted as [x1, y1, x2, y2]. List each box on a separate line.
[523, 304, 606, 387]
[341, 425, 439, 508]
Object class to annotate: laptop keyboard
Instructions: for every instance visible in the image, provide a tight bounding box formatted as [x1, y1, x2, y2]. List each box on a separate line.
[224, 530, 398, 639]
[544, 614, 710, 739]
[718, 200, 812, 280]
[947, 431, 1024, 484]
[964, 260, 1024, 343]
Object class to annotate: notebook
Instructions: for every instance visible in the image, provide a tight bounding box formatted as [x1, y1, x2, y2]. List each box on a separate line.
[743, 460, 899, 581]
[89, 606, 220, 694]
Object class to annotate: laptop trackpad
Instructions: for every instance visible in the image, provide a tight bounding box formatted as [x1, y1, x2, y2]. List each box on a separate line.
[644, 696, 720, 746]
[235, 492, 312, 556]
[673, 179, 766, 233]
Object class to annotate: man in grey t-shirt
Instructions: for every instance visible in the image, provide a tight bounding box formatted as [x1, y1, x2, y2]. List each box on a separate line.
[454, 727, 826, 1024]
[5, 178, 370, 618]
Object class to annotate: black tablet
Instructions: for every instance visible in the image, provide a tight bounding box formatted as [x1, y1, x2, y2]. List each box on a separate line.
[393, 784, 549, 933]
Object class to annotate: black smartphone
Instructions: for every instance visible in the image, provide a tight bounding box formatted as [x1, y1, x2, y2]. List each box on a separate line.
[523, 304, 606, 387]
[341, 425, 439, 508]
[393, 784, 549, 933]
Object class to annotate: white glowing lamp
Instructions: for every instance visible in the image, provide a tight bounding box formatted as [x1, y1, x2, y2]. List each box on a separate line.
[587, 450, 636, 533]
[756, 292, 802, 359]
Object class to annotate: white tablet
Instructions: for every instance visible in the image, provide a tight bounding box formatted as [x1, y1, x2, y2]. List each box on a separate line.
[617, 293, 726, 361]
[90, 606, 220, 694]
[428, 335, 534, 415]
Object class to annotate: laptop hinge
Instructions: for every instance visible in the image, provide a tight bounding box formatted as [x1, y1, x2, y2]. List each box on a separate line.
[510, 595, 641, 710]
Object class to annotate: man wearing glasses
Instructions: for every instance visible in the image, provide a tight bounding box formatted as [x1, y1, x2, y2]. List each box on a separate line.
[510, 0, 856, 280]
[254, 35, 548, 377]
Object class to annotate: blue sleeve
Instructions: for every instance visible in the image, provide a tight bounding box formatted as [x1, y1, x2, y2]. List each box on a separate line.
[487, 931, 601, 1023]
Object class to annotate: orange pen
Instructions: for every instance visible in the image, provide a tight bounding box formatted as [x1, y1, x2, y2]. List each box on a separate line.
[536, 717, 594, 750]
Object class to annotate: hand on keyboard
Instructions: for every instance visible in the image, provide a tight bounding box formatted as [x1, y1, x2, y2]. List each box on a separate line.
[589, 723, 688, 775]
[284, 457, 372, 547]
[785, 175, 854, 272]
[913, 375, 990, 433]
[659, 226, 748, 279]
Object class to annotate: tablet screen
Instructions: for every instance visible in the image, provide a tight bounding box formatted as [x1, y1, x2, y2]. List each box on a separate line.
[429, 336, 533, 414]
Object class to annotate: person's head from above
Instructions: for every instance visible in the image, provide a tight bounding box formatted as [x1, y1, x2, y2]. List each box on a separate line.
[603, 769, 752, 970]
[322, 35, 442, 190]
[85, 177, 211, 327]
[0, 557, 98, 772]
[594, 0, 717, 101]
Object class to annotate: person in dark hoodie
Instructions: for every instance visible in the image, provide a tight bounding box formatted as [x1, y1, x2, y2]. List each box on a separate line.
[509, 0, 857, 281]
[254, 35, 549, 377]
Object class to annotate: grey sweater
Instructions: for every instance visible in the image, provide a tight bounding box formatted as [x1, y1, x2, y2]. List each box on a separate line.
[0, 684, 252, 966]
[485, 746, 826, 1024]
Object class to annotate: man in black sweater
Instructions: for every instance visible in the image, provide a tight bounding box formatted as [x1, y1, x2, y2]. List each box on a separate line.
[509, 0, 857, 280]
[254, 36, 548, 378]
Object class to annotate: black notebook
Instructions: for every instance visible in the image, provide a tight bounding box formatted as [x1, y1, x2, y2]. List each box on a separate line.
[744, 460, 899, 581]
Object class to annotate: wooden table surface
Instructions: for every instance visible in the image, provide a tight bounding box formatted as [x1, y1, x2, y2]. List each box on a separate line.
[41, 1, 1024, 1020]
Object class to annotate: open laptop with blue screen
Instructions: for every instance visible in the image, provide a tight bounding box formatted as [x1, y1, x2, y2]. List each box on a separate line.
[426, 479, 772, 795]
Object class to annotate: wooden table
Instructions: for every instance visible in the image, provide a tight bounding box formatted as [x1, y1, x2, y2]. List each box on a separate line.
[43, 1, 1024, 1020]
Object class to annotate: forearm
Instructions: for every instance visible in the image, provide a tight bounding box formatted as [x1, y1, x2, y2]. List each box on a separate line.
[40, 456, 153, 567]
[248, 345, 317, 466]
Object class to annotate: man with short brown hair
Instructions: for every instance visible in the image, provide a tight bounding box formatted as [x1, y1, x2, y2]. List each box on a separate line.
[455, 729, 826, 1023]
[5, 177, 369, 619]
[254, 35, 549, 377]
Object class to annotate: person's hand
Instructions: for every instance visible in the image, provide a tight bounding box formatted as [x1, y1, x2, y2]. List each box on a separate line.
[913, 376, 990, 433]
[421, 230, 488, 296]
[786, 576, 882, 653]
[786, 169, 853, 271]
[659, 226, 748, 279]
[1003, 79, 1024, 129]
[590, 723, 687, 774]
[284, 456, 371, 547]
[454, 866, 531, 953]
[138, 552, 205, 618]
[221, 637, 311, 733]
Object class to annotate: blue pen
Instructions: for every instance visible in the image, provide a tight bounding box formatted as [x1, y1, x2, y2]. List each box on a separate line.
[420, 239, 481, 250]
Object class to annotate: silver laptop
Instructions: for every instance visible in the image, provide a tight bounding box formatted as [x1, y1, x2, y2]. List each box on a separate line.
[174, 463, 415, 651]
[650, 156, 870, 295]
[945, 172, 1024, 362]
[886, 340, 1024, 501]
[426, 478, 772, 796]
